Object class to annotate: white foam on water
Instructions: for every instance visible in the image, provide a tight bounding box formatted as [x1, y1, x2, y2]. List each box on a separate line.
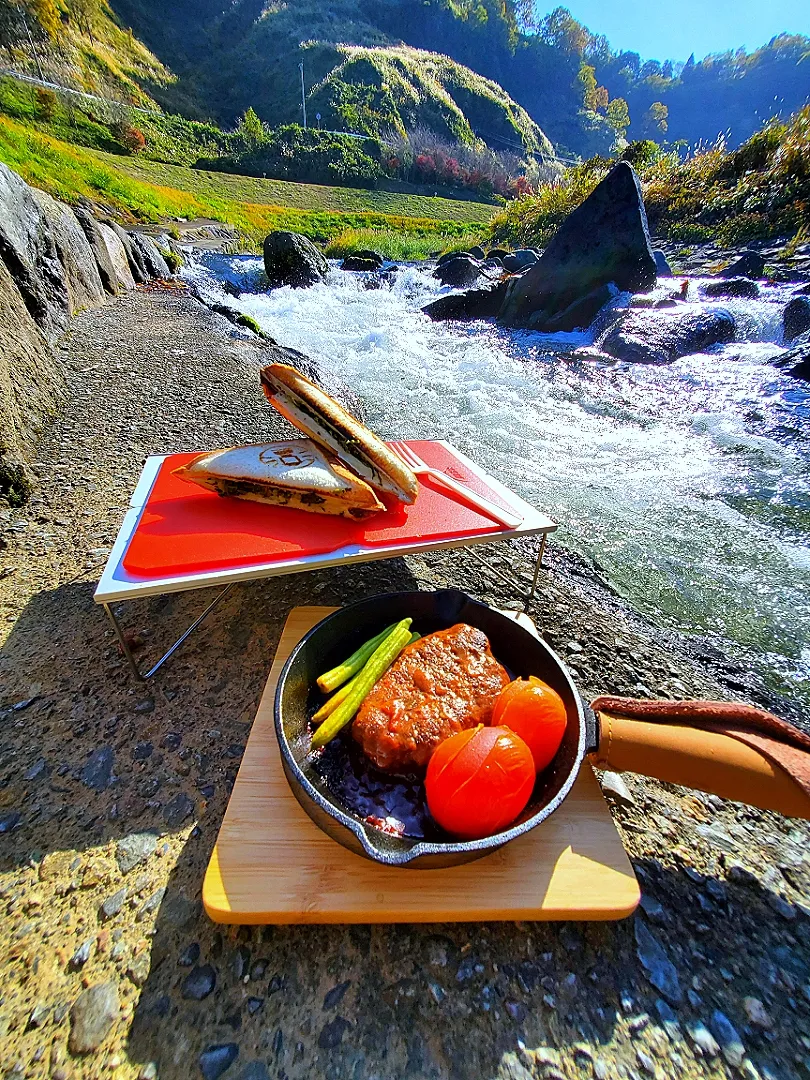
[184, 255, 810, 701]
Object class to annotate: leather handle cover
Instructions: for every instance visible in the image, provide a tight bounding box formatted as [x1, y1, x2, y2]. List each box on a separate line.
[591, 713, 810, 819]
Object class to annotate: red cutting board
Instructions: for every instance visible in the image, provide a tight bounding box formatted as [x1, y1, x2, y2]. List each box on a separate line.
[122, 441, 520, 579]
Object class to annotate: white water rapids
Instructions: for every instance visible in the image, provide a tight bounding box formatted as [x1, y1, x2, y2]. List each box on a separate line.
[184, 255, 810, 709]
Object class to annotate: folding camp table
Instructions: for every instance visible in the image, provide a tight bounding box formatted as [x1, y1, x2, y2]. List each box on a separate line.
[94, 440, 557, 680]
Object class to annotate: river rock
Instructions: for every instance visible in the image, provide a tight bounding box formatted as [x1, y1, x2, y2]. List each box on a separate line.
[487, 248, 509, 260]
[498, 162, 656, 328]
[353, 248, 383, 267]
[502, 249, 539, 273]
[129, 232, 171, 279]
[773, 342, 810, 380]
[96, 223, 137, 291]
[199, 1044, 238, 1080]
[530, 283, 613, 332]
[433, 255, 481, 287]
[423, 282, 508, 321]
[0, 258, 63, 503]
[262, 231, 327, 289]
[30, 190, 105, 313]
[653, 249, 673, 276]
[700, 277, 760, 299]
[634, 919, 682, 1003]
[341, 256, 379, 272]
[598, 307, 736, 364]
[104, 220, 149, 283]
[68, 982, 119, 1054]
[783, 296, 810, 343]
[74, 208, 119, 295]
[0, 162, 71, 341]
[719, 250, 764, 279]
[468, 245, 486, 260]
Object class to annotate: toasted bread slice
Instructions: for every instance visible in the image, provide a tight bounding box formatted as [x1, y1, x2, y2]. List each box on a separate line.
[259, 363, 418, 504]
[173, 439, 385, 520]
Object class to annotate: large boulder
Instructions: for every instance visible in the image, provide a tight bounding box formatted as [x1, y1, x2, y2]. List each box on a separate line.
[74, 208, 119, 295]
[719, 250, 764, 279]
[30, 190, 105, 314]
[498, 162, 657, 328]
[0, 163, 70, 342]
[262, 231, 327, 289]
[423, 282, 509, 321]
[783, 296, 810, 343]
[598, 307, 736, 364]
[653, 249, 673, 276]
[774, 342, 810, 381]
[0, 259, 63, 504]
[532, 283, 614, 332]
[104, 220, 149, 284]
[341, 256, 379, 272]
[433, 255, 481, 287]
[502, 249, 539, 273]
[129, 232, 171, 279]
[97, 223, 136, 291]
[700, 277, 760, 299]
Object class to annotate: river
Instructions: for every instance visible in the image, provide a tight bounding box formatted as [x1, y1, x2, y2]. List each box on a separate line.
[183, 254, 810, 710]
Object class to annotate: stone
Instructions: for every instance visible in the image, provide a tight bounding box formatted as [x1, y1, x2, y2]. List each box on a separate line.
[433, 255, 481, 287]
[30, 190, 106, 314]
[127, 953, 151, 987]
[103, 220, 148, 283]
[0, 253, 61, 503]
[318, 1016, 351, 1049]
[498, 163, 656, 327]
[340, 256, 379, 272]
[502, 249, 539, 273]
[100, 887, 127, 920]
[742, 996, 772, 1028]
[784, 297, 810, 343]
[323, 980, 351, 1008]
[353, 249, 383, 267]
[68, 982, 119, 1054]
[115, 832, 158, 874]
[262, 231, 327, 289]
[710, 1010, 745, 1067]
[182, 964, 216, 1000]
[599, 770, 636, 808]
[775, 342, 810, 381]
[635, 919, 682, 1003]
[719, 250, 764, 279]
[487, 248, 509, 260]
[96, 223, 137, 291]
[80, 746, 114, 791]
[468, 245, 486, 260]
[700, 277, 760, 299]
[598, 307, 736, 364]
[74, 208, 119, 295]
[531, 283, 614, 331]
[129, 232, 171, 279]
[0, 162, 70, 342]
[69, 937, 94, 970]
[423, 282, 508, 321]
[163, 792, 195, 827]
[199, 1044, 238, 1080]
[688, 1022, 719, 1057]
[653, 250, 672, 276]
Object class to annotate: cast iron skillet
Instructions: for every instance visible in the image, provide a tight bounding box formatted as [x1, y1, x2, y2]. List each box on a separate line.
[274, 589, 594, 868]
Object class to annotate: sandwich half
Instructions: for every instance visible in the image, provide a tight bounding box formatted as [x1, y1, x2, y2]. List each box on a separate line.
[173, 439, 385, 520]
[260, 363, 419, 505]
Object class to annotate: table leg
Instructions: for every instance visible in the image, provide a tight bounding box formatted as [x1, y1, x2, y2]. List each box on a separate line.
[524, 533, 547, 612]
[103, 583, 236, 681]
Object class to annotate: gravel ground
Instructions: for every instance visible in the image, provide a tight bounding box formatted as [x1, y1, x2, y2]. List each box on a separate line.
[0, 287, 808, 1080]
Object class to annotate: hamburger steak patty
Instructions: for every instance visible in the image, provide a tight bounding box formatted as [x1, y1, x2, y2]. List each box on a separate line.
[352, 623, 510, 771]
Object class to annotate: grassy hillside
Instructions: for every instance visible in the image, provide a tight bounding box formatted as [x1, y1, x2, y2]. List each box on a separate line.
[490, 109, 810, 248]
[0, 114, 487, 254]
[102, 154, 494, 221]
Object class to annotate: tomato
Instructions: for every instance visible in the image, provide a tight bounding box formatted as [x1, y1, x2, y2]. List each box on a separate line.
[425, 726, 535, 840]
[491, 677, 567, 773]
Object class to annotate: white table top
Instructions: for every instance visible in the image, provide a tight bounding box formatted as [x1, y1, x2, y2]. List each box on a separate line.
[94, 441, 556, 605]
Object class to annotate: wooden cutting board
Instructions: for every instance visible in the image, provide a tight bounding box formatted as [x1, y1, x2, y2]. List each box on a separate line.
[203, 607, 640, 924]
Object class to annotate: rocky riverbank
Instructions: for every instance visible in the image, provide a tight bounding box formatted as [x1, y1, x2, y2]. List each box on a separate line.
[0, 284, 809, 1080]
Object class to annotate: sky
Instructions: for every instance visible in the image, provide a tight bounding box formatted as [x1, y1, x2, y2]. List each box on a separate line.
[555, 0, 810, 63]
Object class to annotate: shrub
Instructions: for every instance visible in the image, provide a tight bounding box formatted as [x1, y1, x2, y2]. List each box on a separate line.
[35, 88, 57, 122]
[117, 123, 146, 154]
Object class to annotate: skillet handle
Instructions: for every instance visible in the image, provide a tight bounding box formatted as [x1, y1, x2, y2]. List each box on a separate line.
[590, 711, 810, 819]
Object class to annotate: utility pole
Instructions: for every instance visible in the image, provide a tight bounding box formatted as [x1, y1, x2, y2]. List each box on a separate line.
[299, 61, 307, 129]
[19, 6, 45, 83]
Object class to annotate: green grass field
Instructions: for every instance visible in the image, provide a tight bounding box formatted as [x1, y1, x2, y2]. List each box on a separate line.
[0, 117, 489, 254]
[95, 152, 495, 223]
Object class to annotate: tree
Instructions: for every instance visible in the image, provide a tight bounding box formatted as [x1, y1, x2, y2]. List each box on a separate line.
[662, 59, 674, 79]
[68, 0, 99, 42]
[238, 106, 265, 147]
[27, 0, 60, 41]
[606, 97, 630, 139]
[640, 59, 662, 79]
[540, 7, 590, 55]
[682, 53, 696, 79]
[643, 101, 668, 135]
